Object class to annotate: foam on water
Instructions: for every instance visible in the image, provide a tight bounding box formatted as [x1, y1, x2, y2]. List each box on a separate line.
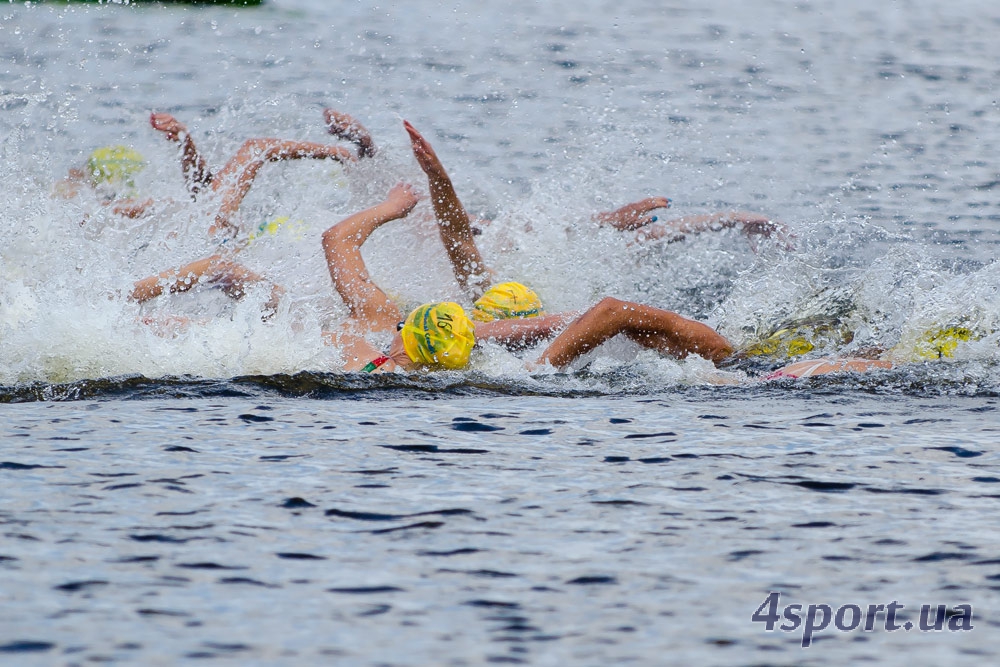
[3, 96, 1000, 392]
[2, 0, 1000, 395]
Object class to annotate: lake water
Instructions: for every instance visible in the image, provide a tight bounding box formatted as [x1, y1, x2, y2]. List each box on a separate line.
[1, 0, 999, 664]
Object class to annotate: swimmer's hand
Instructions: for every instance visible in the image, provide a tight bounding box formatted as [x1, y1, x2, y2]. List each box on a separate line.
[111, 197, 154, 219]
[150, 112, 188, 142]
[403, 120, 452, 183]
[385, 182, 421, 216]
[595, 196, 672, 231]
[732, 213, 795, 252]
[324, 108, 376, 158]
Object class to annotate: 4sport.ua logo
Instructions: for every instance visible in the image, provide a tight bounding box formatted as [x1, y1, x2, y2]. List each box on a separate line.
[752, 591, 974, 647]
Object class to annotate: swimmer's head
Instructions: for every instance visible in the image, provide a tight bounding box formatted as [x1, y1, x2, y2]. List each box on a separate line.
[740, 320, 853, 360]
[400, 302, 476, 369]
[248, 216, 306, 243]
[86, 145, 146, 187]
[472, 282, 544, 322]
[909, 326, 976, 361]
[741, 328, 814, 359]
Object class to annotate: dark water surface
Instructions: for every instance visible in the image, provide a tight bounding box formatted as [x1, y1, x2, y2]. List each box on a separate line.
[2, 386, 999, 664]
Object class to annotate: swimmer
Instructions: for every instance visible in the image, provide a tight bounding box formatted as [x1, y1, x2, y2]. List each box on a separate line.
[620, 210, 793, 251]
[129, 253, 283, 321]
[53, 145, 155, 219]
[321, 183, 733, 372]
[762, 324, 987, 380]
[321, 182, 477, 371]
[130, 133, 356, 319]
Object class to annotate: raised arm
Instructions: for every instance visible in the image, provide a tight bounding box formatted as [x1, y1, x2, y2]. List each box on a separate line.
[536, 297, 733, 369]
[150, 112, 213, 197]
[321, 183, 419, 332]
[209, 138, 356, 238]
[324, 108, 377, 158]
[403, 120, 492, 297]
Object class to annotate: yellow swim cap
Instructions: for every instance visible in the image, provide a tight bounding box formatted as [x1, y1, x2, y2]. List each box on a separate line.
[910, 326, 976, 361]
[400, 302, 476, 369]
[472, 282, 544, 322]
[741, 320, 853, 360]
[248, 216, 306, 243]
[86, 145, 145, 186]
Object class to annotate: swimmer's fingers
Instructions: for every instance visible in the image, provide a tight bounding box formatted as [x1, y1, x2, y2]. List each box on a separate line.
[150, 112, 186, 141]
[618, 196, 671, 218]
[403, 120, 449, 179]
[385, 182, 421, 215]
[636, 196, 671, 213]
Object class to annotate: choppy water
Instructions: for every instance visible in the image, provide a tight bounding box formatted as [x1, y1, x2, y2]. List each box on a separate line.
[2, 0, 1000, 664]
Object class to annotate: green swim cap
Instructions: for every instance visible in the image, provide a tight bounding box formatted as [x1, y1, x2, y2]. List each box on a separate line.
[86, 145, 146, 187]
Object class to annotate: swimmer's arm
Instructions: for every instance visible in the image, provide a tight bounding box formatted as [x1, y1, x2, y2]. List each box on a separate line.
[404, 120, 493, 297]
[129, 254, 282, 319]
[635, 211, 791, 248]
[151, 112, 213, 197]
[321, 184, 417, 332]
[210, 138, 357, 237]
[535, 298, 734, 369]
[130, 254, 222, 303]
[323, 327, 395, 373]
[768, 357, 893, 379]
[594, 196, 671, 231]
[474, 312, 580, 349]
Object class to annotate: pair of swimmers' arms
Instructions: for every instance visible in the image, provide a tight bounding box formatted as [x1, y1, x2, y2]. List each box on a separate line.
[149, 112, 358, 237]
[150, 109, 375, 200]
[128, 112, 363, 308]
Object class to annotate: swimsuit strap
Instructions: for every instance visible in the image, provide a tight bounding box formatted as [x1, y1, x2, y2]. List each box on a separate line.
[361, 355, 391, 373]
